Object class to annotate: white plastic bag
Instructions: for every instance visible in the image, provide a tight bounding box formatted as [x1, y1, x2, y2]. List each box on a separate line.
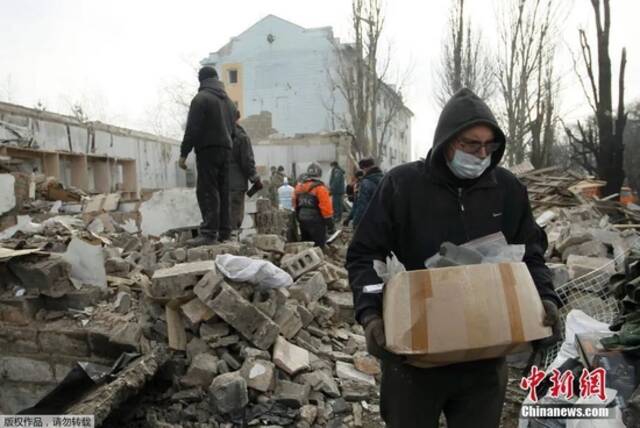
[366, 252, 406, 294]
[215, 254, 293, 289]
[546, 309, 611, 371]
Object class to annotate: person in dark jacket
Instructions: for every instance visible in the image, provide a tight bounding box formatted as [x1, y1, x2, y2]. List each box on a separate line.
[229, 111, 260, 232]
[347, 157, 383, 227]
[179, 66, 237, 246]
[346, 88, 561, 428]
[329, 161, 346, 223]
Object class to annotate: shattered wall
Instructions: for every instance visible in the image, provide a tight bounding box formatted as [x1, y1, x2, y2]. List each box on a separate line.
[0, 101, 185, 191]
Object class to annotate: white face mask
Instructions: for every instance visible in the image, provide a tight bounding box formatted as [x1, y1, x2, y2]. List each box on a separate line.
[447, 149, 491, 179]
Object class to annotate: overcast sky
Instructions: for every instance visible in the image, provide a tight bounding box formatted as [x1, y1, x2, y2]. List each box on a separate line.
[1, 0, 639, 160]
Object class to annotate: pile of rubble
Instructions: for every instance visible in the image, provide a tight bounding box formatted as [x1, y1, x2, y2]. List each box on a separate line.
[0, 170, 383, 427]
[514, 166, 640, 294]
[518, 166, 640, 227]
[127, 237, 380, 427]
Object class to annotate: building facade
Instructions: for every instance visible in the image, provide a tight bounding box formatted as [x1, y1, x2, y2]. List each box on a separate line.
[201, 15, 412, 170]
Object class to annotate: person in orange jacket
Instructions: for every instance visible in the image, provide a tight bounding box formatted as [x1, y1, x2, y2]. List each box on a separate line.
[292, 163, 335, 247]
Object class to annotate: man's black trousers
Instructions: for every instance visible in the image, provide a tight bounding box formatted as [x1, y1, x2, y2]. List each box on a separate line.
[380, 357, 508, 428]
[195, 147, 230, 239]
[299, 219, 327, 248]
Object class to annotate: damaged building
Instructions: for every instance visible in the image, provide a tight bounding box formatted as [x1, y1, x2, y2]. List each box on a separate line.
[0, 101, 185, 196]
[202, 14, 413, 172]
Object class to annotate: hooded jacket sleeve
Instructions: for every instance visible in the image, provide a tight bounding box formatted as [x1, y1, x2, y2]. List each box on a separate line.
[180, 96, 205, 158]
[352, 177, 375, 225]
[239, 133, 257, 181]
[514, 185, 562, 307]
[314, 185, 334, 219]
[346, 175, 396, 324]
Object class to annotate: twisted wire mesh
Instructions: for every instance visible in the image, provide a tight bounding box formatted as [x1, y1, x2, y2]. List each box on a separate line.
[542, 237, 640, 367]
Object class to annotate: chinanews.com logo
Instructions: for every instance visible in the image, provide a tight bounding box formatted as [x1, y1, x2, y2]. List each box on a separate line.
[518, 366, 614, 419]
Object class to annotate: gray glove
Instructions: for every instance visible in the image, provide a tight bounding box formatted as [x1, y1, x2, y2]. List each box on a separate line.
[534, 300, 562, 349]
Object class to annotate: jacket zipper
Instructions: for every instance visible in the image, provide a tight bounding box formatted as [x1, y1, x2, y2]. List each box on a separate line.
[457, 187, 470, 241]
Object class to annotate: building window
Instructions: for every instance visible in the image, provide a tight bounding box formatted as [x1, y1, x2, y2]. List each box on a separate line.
[228, 69, 238, 84]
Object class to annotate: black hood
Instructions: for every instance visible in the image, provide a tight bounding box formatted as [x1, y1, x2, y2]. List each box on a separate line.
[427, 88, 506, 178]
[235, 123, 248, 138]
[199, 78, 228, 99]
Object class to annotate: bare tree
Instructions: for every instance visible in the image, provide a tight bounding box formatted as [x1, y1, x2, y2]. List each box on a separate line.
[563, 116, 599, 174]
[326, 0, 410, 162]
[435, 0, 494, 107]
[564, 0, 627, 196]
[495, 0, 562, 166]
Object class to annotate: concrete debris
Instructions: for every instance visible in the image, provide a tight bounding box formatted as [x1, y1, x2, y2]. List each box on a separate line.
[274, 379, 311, 408]
[273, 335, 311, 375]
[335, 361, 376, 386]
[253, 234, 286, 254]
[8, 255, 73, 297]
[139, 188, 201, 236]
[209, 282, 280, 350]
[209, 371, 249, 414]
[0, 164, 599, 424]
[165, 304, 187, 351]
[181, 353, 219, 387]
[290, 270, 327, 304]
[240, 358, 275, 392]
[150, 260, 216, 300]
[353, 352, 381, 376]
[325, 291, 355, 324]
[281, 247, 324, 279]
[179, 297, 215, 324]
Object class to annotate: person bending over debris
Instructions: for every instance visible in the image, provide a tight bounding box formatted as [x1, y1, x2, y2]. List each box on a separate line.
[293, 163, 335, 248]
[229, 111, 260, 234]
[178, 66, 237, 246]
[346, 88, 562, 428]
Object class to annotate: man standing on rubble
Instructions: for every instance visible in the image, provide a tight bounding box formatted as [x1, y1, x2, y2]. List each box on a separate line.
[346, 88, 561, 428]
[229, 111, 260, 234]
[329, 161, 346, 223]
[293, 163, 335, 247]
[179, 66, 237, 246]
[346, 157, 383, 227]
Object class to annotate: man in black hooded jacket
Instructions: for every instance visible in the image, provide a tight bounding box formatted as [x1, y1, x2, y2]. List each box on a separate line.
[346, 88, 561, 428]
[179, 66, 237, 246]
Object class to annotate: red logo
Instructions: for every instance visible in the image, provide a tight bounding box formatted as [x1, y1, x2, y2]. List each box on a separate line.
[520, 366, 607, 402]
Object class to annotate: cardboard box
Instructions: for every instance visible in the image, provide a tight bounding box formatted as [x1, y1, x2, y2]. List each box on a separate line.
[383, 262, 552, 366]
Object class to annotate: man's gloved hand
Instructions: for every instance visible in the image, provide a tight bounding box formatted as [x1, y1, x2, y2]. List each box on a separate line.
[325, 217, 336, 234]
[542, 300, 559, 327]
[178, 157, 188, 170]
[363, 313, 389, 359]
[534, 300, 562, 350]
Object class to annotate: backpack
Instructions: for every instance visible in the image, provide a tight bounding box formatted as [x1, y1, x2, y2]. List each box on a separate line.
[296, 181, 323, 221]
